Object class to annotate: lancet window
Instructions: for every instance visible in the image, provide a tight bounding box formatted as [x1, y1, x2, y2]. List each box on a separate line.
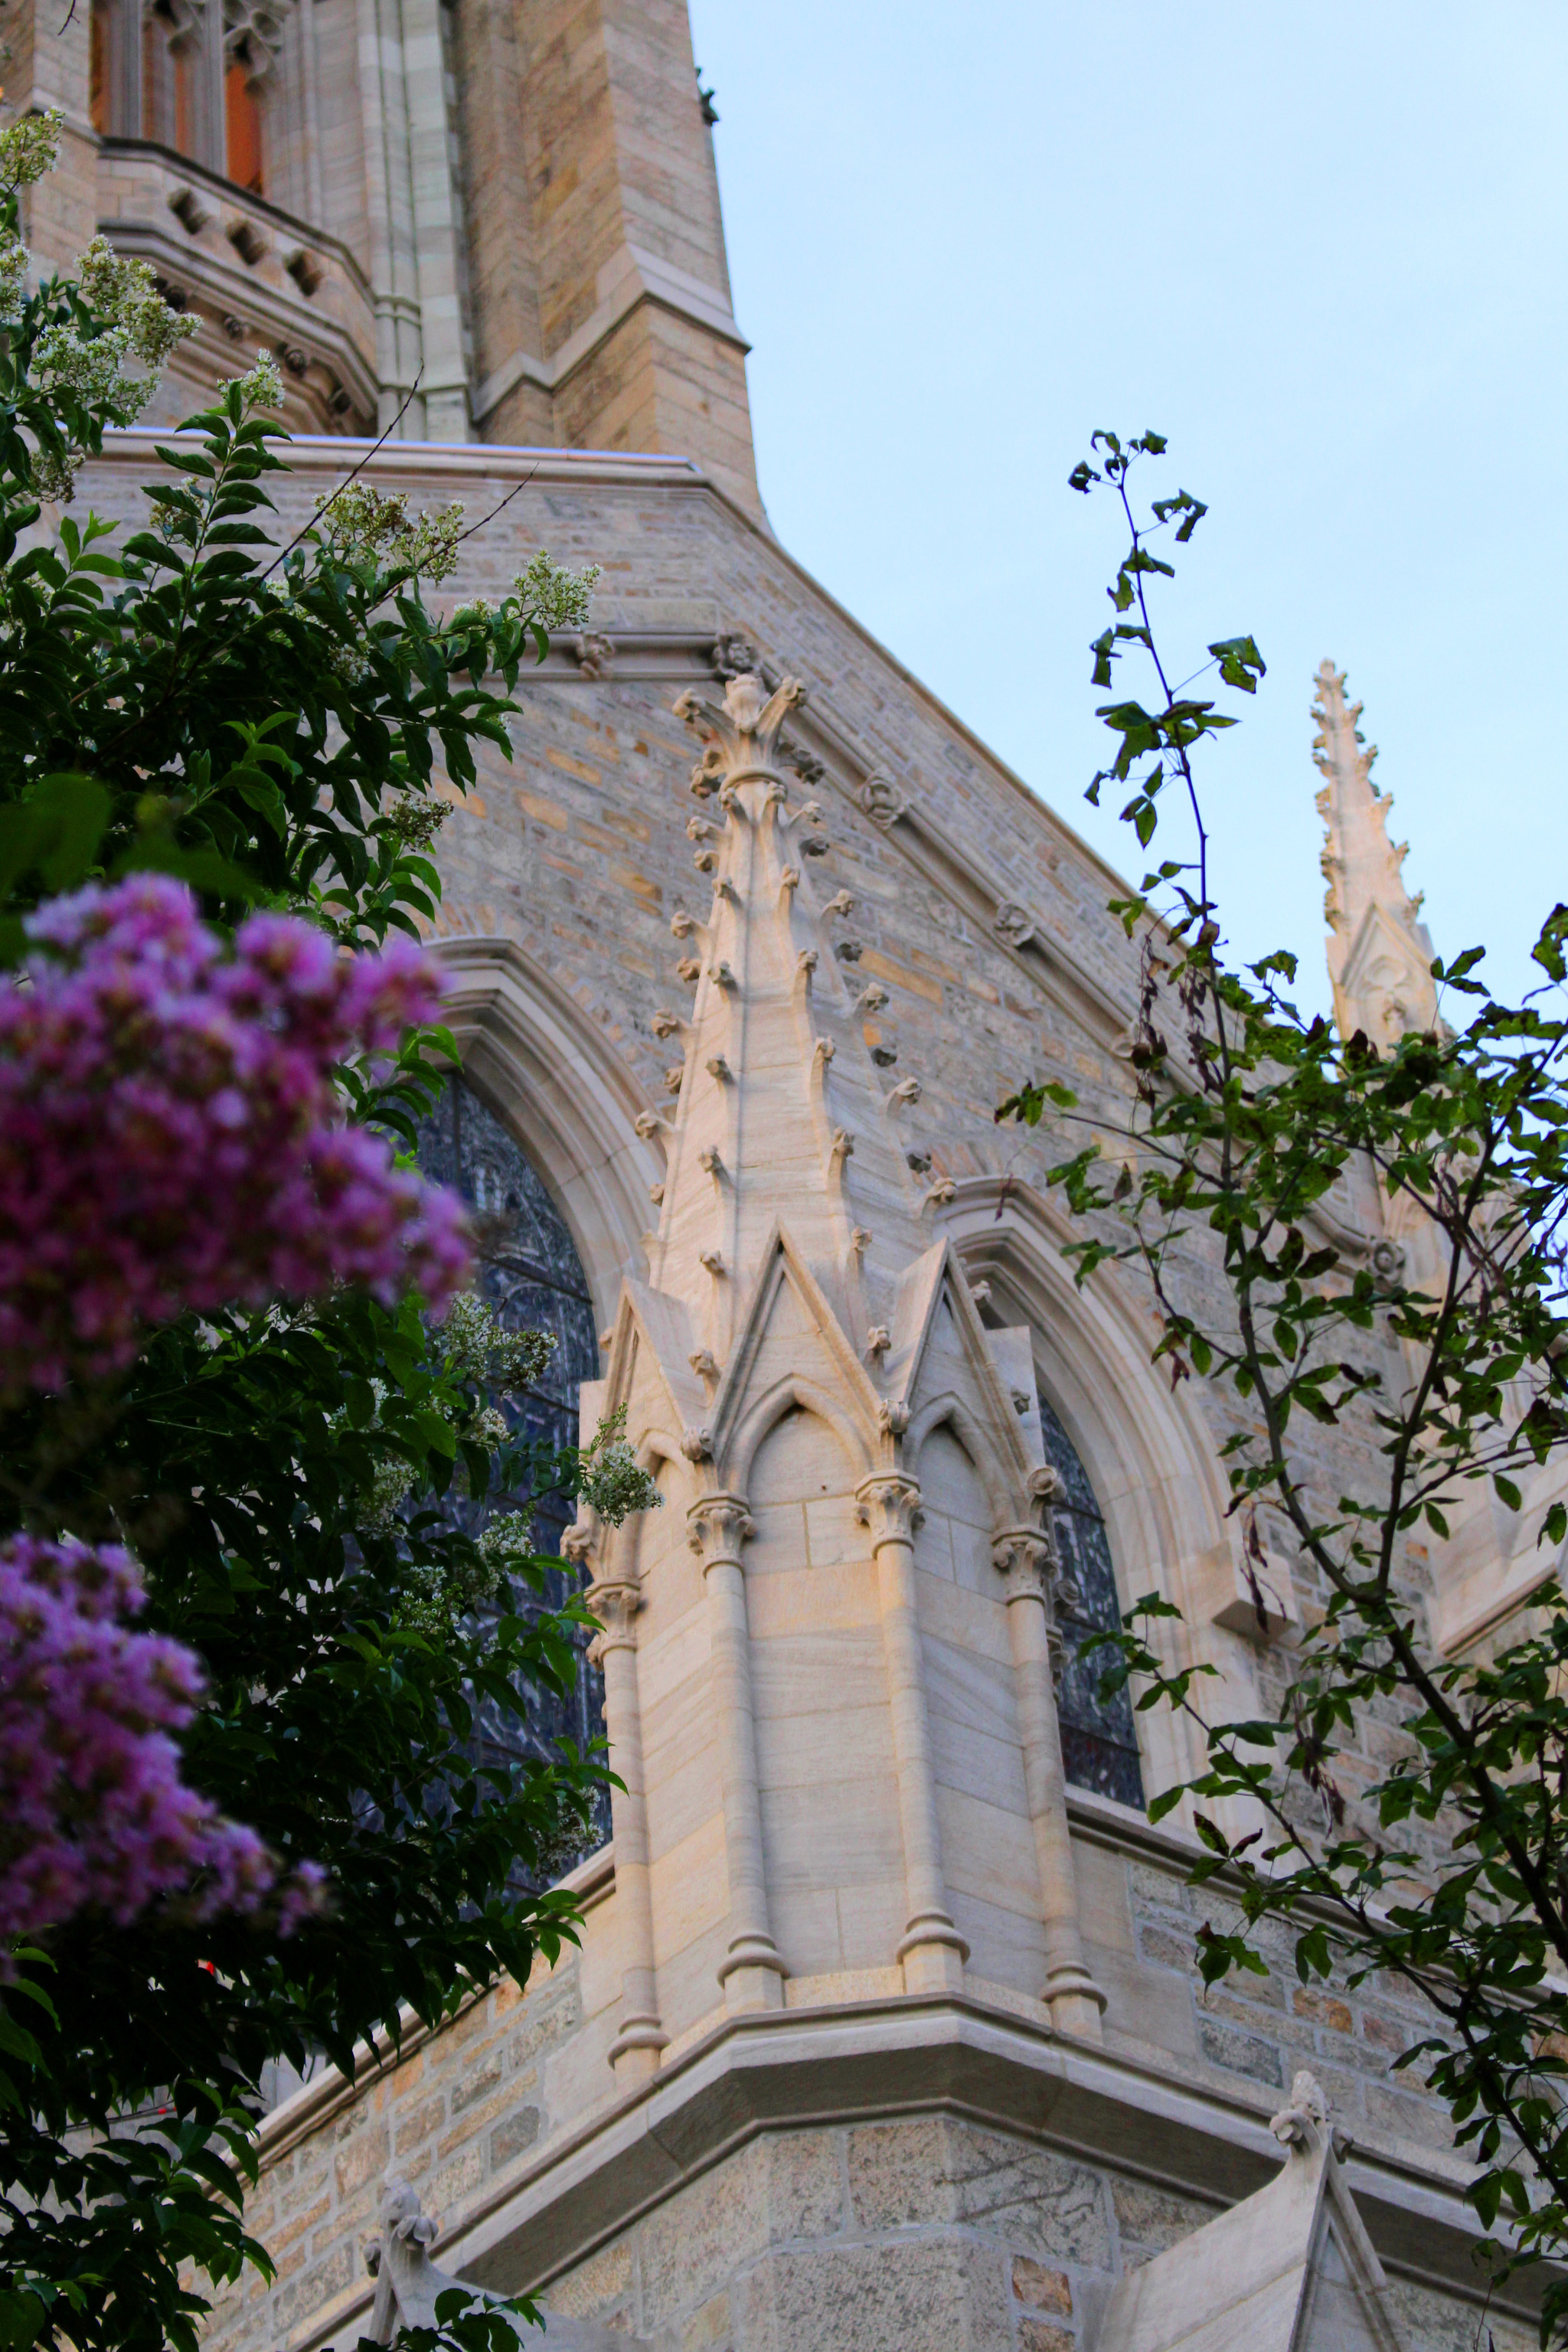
[415, 1075, 609, 1857]
[1037, 1393, 1146, 1811]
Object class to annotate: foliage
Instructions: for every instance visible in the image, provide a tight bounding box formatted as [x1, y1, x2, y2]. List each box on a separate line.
[1001, 430, 1568, 2334]
[0, 136, 618, 2352]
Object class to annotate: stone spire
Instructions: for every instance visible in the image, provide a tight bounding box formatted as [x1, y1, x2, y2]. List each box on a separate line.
[1314, 661, 1438, 1049]
[569, 660, 1107, 2062]
[644, 671, 940, 1367]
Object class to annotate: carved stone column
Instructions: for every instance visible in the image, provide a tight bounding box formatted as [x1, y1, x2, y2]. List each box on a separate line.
[856, 1473, 969, 1994]
[993, 1525, 1106, 2041]
[581, 1554, 668, 2079]
[687, 1493, 786, 2011]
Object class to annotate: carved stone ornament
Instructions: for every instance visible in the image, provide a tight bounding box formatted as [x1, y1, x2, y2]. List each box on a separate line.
[991, 900, 1037, 949]
[992, 1527, 1053, 1603]
[560, 1520, 594, 1568]
[859, 771, 905, 827]
[687, 1494, 755, 1563]
[710, 632, 760, 681]
[856, 1473, 923, 1544]
[679, 1424, 715, 1462]
[362, 2171, 640, 2350]
[586, 1579, 640, 1664]
[786, 742, 825, 786]
[1370, 1236, 1406, 1293]
[574, 630, 615, 680]
[877, 1399, 910, 1437]
[223, 0, 292, 82]
[675, 671, 804, 779]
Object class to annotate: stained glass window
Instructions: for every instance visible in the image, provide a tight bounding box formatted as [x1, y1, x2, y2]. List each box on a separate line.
[1037, 1393, 1146, 1811]
[415, 1075, 609, 1854]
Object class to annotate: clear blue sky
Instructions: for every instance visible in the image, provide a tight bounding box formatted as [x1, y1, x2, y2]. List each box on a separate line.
[686, 0, 1568, 1014]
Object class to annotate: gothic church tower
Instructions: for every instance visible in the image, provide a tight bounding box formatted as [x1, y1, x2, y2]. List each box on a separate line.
[18, 0, 760, 506]
[42, 4, 1532, 2344]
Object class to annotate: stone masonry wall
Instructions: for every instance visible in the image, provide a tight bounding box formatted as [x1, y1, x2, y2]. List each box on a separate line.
[544, 2118, 1517, 2352]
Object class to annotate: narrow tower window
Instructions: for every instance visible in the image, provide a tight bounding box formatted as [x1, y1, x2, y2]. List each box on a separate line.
[225, 54, 264, 193]
[90, 0, 111, 132]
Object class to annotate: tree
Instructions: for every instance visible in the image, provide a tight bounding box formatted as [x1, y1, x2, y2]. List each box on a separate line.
[1001, 429, 1568, 2338]
[0, 118, 655, 2352]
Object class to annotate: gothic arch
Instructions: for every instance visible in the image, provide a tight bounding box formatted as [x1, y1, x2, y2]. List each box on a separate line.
[906, 1390, 1015, 1513]
[726, 1373, 877, 1497]
[431, 933, 663, 1331]
[947, 1176, 1256, 1809]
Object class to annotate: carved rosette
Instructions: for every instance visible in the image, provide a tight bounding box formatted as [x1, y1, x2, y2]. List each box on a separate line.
[855, 1474, 923, 1547]
[585, 1579, 641, 1668]
[687, 1493, 756, 1572]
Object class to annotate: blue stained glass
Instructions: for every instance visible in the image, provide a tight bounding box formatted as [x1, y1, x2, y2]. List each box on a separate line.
[1036, 1394, 1146, 1812]
[416, 1075, 609, 1855]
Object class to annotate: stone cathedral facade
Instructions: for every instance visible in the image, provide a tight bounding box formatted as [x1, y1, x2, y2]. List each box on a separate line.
[14, 0, 1556, 2344]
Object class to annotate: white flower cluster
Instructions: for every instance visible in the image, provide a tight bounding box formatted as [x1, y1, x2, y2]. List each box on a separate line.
[325, 637, 370, 687]
[439, 1290, 556, 1393]
[475, 1510, 535, 1572]
[361, 1450, 413, 1535]
[464, 1403, 511, 1450]
[579, 1406, 663, 1527]
[384, 791, 450, 853]
[220, 351, 284, 412]
[0, 107, 61, 194]
[76, 237, 198, 371]
[315, 483, 466, 582]
[23, 233, 197, 501]
[511, 548, 601, 633]
[0, 235, 29, 318]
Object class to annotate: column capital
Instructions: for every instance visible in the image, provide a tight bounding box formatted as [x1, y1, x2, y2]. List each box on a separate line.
[855, 1472, 923, 1547]
[992, 1526, 1053, 1603]
[586, 1578, 641, 1665]
[686, 1491, 755, 1571]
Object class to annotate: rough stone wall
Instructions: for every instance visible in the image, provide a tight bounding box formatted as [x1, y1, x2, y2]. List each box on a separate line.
[1074, 1828, 1452, 2154]
[545, 2119, 1524, 2352]
[199, 1954, 595, 2350]
[206, 2091, 1526, 2352]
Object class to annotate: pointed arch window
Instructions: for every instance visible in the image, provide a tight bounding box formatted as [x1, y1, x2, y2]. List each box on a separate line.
[416, 1074, 608, 1856]
[1037, 1393, 1145, 1811]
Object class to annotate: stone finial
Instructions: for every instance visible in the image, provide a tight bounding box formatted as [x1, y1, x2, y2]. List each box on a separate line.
[675, 670, 804, 774]
[1312, 661, 1439, 1051]
[1269, 2068, 1331, 2151]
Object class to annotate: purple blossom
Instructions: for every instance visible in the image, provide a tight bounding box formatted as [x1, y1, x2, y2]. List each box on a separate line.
[0, 875, 469, 1393]
[0, 1534, 324, 1945]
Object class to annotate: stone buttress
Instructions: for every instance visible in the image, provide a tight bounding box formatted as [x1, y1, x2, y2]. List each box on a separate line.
[564, 669, 1106, 2073]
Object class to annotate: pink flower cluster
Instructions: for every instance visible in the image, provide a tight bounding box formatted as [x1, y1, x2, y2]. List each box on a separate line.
[0, 1533, 323, 1945]
[0, 875, 469, 1393]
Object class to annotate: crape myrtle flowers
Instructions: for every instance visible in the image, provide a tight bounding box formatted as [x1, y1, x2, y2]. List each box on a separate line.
[0, 873, 469, 1396]
[0, 1534, 325, 1949]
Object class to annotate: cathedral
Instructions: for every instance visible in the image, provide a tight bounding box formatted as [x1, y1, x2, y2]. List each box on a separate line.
[16, 0, 1553, 2344]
